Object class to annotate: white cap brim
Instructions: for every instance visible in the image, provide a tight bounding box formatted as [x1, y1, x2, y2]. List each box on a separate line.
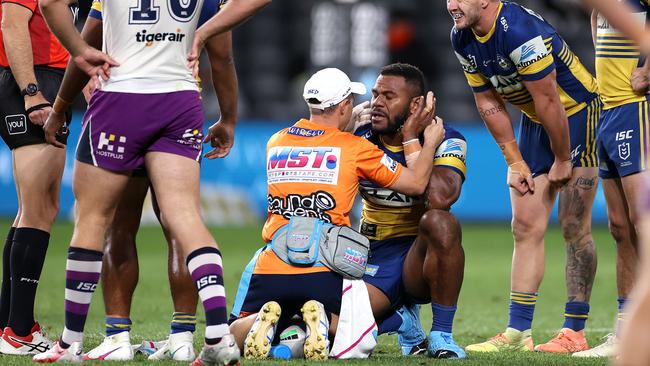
[350, 82, 367, 95]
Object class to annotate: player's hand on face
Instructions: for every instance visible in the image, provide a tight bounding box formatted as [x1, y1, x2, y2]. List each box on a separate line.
[403, 91, 435, 140]
[203, 118, 235, 159]
[73, 46, 119, 89]
[423, 116, 445, 148]
[631, 67, 650, 94]
[348, 101, 371, 132]
[43, 110, 67, 149]
[508, 161, 535, 195]
[548, 158, 573, 188]
[24, 93, 52, 126]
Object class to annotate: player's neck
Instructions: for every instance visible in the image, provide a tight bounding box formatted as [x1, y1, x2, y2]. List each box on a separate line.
[472, 2, 500, 37]
[380, 132, 403, 147]
[309, 115, 340, 130]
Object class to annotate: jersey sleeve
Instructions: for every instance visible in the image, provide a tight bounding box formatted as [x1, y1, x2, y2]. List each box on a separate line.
[198, 0, 227, 27]
[505, 15, 555, 81]
[1, 0, 37, 12]
[434, 131, 467, 181]
[355, 137, 403, 188]
[450, 29, 491, 93]
[88, 0, 102, 21]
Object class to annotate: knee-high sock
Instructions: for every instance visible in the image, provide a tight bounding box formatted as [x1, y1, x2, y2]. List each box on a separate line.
[8, 228, 49, 336]
[187, 247, 228, 345]
[0, 227, 16, 329]
[61, 247, 103, 347]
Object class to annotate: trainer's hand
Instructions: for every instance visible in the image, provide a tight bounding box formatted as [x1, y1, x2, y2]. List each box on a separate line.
[403, 91, 435, 140]
[203, 119, 235, 159]
[188, 30, 207, 78]
[422, 116, 445, 149]
[508, 161, 535, 195]
[548, 158, 573, 187]
[24, 93, 52, 126]
[347, 101, 371, 132]
[73, 45, 119, 89]
[43, 110, 67, 149]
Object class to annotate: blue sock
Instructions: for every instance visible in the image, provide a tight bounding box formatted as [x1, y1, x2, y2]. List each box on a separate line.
[431, 303, 456, 334]
[507, 291, 537, 331]
[562, 301, 589, 331]
[171, 312, 196, 334]
[618, 297, 627, 313]
[106, 316, 131, 337]
[378, 311, 403, 335]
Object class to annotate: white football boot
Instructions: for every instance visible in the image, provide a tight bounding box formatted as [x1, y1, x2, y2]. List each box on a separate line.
[84, 331, 133, 361]
[572, 333, 618, 358]
[148, 331, 196, 361]
[192, 334, 240, 366]
[301, 300, 330, 360]
[0, 323, 53, 355]
[244, 301, 281, 359]
[33, 341, 83, 363]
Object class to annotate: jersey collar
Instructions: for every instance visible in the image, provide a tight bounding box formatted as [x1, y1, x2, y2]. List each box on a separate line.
[473, 1, 503, 44]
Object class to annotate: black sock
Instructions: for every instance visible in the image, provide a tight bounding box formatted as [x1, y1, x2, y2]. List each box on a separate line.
[8, 228, 49, 336]
[0, 227, 16, 329]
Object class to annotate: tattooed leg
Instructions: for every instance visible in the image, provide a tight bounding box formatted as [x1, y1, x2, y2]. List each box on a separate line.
[558, 167, 598, 303]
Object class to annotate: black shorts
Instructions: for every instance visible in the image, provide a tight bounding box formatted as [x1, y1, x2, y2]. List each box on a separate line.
[0, 67, 70, 150]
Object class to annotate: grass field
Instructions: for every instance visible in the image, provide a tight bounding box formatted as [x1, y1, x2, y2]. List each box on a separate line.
[0, 221, 620, 365]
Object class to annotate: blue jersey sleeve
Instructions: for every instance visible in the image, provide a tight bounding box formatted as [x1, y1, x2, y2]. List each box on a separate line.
[450, 28, 492, 93]
[434, 125, 467, 181]
[503, 8, 555, 81]
[198, 0, 227, 28]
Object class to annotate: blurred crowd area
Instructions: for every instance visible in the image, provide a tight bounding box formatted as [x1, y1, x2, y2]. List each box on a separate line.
[75, 0, 592, 123]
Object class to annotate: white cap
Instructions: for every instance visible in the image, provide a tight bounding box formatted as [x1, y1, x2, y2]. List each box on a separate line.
[303, 68, 367, 110]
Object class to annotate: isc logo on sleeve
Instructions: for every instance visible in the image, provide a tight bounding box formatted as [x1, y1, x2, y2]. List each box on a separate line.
[267, 146, 341, 185]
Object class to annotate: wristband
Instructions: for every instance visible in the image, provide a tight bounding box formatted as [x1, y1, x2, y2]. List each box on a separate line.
[52, 95, 72, 114]
[402, 138, 419, 146]
[404, 141, 422, 156]
[499, 139, 524, 166]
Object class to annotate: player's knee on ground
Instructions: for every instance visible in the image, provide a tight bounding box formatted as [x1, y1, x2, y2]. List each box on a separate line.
[417, 209, 462, 253]
[511, 209, 546, 244]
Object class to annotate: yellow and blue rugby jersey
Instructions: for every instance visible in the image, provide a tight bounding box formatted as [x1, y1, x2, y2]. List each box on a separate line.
[354, 123, 467, 241]
[451, 1, 598, 123]
[595, 0, 650, 109]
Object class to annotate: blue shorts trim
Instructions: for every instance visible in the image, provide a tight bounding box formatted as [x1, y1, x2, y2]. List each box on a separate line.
[519, 97, 600, 176]
[597, 97, 650, 179]
[362, 235, 415, 307]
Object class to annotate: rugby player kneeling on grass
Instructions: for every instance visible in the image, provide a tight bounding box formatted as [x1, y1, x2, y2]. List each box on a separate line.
[227, 67, 444, 360]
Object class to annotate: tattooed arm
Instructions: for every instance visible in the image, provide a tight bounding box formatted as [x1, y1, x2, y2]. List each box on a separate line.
[473, 89, 535, 195]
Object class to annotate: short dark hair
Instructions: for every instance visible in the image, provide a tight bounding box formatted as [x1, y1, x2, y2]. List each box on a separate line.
[379, 63, 426, 97]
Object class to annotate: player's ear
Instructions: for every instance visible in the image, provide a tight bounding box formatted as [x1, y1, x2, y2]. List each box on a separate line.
[408, 96, 422, 115]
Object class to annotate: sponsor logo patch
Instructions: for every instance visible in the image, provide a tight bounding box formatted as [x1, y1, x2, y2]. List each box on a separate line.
[267, 146, 341, 185]
[287, 126, 325, 137]
[510, 36, 549, 69]
[268, 191, 336, 222]
[435, 138, 467, 162]
[380, 154, 398, 173]
[97, 132, 127, 160]
[5, 114, 27, 135]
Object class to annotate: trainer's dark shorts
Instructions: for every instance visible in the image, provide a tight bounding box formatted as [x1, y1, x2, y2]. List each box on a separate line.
[519, 97, 600, 176]
[0, 67, 70, 150]
[597, 97, 650, 179]
[362, 235, 416, 307]
[230, 246, 343, 328]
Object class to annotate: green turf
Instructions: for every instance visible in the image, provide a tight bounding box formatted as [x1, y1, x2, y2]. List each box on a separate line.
[0, 221, 618, 365]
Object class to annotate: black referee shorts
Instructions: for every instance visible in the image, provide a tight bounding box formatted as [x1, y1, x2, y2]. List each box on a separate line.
[0, 66, 70, 150]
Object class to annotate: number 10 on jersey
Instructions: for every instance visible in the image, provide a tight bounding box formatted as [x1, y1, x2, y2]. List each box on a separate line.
[130, 0, 199, 24]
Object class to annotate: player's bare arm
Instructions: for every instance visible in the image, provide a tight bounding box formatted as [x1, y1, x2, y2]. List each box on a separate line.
[631, 60, 650, 94]
[522, 70, 573, 187]
[188, 0, 271, 70]
[44, 16, 102, 148]
[424, 168, 463, 211]
[203, 31, 238, 159]
[39, 0, 117, 85]
[473, 88, 535, 195]
[2, 3, 52, 125]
